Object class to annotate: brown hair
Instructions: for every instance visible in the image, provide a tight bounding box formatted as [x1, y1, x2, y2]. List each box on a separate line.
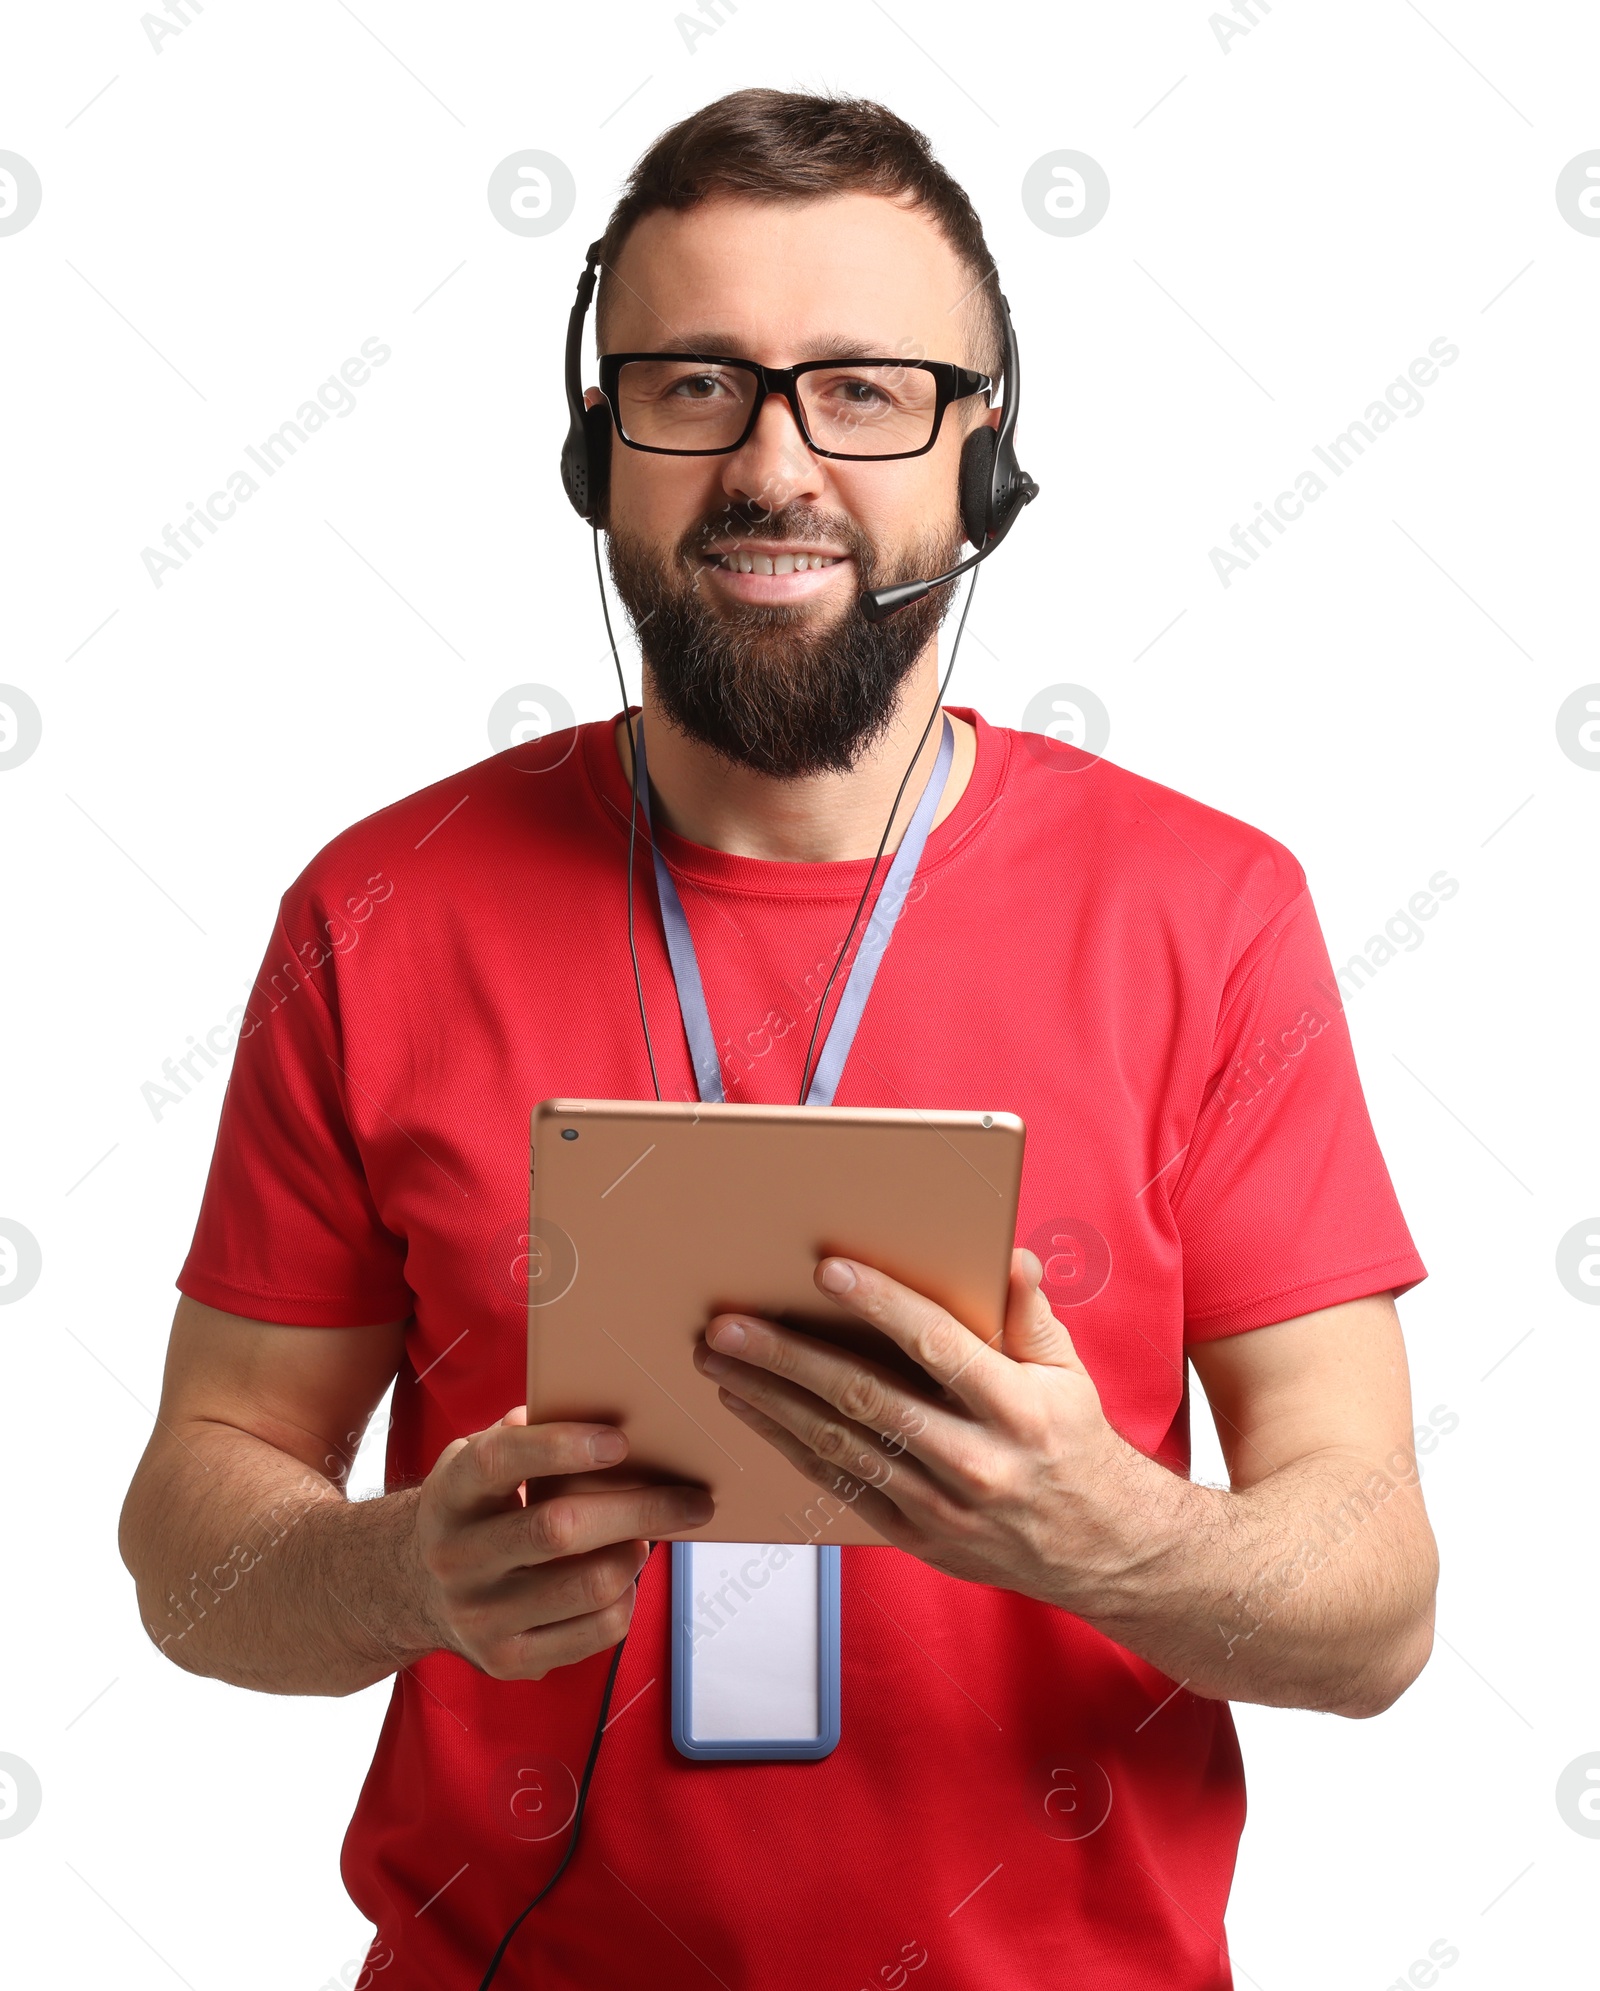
[595, 88, 1003, 377]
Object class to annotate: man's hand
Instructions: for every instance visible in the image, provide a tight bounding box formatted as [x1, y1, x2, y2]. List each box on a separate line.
[691, 1252, 1439, 1717]
[691, 1248, 1143, 1609]
[119, 1300, 719, 1698]
[415, 1409, 714, 1681]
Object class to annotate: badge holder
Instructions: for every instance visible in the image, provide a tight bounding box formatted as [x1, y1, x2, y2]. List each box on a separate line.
[670, 1542, 841, 1761]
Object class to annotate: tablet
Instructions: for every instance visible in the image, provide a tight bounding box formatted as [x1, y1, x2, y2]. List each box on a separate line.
[525, 1097, 1027, 1544]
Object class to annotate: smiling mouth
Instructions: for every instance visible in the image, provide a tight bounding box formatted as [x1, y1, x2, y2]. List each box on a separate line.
[701, 547, 849, 575]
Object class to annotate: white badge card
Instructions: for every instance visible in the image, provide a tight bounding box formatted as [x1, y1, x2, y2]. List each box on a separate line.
[670, 1542, 841, 1761]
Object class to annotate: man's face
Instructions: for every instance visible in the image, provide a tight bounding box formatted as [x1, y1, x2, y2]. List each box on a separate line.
[593, 191, 996, 778]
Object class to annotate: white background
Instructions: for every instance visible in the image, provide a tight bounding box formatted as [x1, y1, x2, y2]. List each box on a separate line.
[2, 2, 1597, 1985]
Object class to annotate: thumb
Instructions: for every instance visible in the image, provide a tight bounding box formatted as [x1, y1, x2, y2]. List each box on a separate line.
[1002, 1249, 1086, 1370]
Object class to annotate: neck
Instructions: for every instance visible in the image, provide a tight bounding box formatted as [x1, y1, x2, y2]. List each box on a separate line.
[614, 657, 977, 863]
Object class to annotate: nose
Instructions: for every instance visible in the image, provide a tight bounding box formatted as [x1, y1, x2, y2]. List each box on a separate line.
[719, 389, 827, 515]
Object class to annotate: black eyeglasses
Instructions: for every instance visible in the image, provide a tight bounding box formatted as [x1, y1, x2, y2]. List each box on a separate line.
[596, 353, 993, 462]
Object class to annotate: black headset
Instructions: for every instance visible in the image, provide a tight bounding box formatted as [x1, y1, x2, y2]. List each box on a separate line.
[558, 236, 1037, 619]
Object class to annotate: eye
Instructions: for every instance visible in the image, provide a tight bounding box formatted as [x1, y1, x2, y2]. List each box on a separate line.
[830, 374, 892, 409]
[667, 371, 731, 401]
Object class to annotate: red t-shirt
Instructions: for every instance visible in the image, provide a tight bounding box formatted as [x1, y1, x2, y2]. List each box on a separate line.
[178, 707, 1425, 1990]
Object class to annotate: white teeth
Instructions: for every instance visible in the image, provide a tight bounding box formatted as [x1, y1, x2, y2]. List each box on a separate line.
[715, 551, 840, 573]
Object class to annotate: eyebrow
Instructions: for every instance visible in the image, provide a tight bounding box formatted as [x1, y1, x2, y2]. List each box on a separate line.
[646, 332, 907, 362]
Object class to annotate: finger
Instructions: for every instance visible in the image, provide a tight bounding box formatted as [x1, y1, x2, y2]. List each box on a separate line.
[714, 1390, 916, 1547]
[428, 1408, 532, 1510]
[1000, 1248, 1087, 1369]
[702, 1357, 944, 1521]
[474, 1580, 646, 1683]
[434, 1418, 634, 1519]
[811, 1257, 1015, 1416]
[505, 1595, 642, 1682]
[474, 1480, 714, 1577]
[698, 1315, 959, 1469]
[538, 1466, 669, 1498]
[465, 1539, 649, 1650]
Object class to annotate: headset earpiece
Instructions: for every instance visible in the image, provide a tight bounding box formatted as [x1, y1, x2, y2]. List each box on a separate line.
[957, 416, 1029, 551]
[561, 239, 611, 525]
[568, 399, 611, 527]
[958, 424, 997, 549]
[560, 406, 607, 523]
[956, 298, 1031, 551]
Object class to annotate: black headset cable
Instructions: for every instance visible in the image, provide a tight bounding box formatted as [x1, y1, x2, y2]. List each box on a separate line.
[476, 1541, 659, 1989]
[594, 524, 664, 1103]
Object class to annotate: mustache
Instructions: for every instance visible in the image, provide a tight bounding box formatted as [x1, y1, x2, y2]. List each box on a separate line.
[680, 504, 871, 561]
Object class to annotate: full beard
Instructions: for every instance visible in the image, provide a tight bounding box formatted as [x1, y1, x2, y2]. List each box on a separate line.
[604, 502, 965, 779]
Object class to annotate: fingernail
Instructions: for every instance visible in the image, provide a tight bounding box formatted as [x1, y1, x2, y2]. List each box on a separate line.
[700, 1348, 731, 1377]
[819, 1258, 855, 1294]
[709, 1319, 747, 1352]
[589, 1430, 627, 1463]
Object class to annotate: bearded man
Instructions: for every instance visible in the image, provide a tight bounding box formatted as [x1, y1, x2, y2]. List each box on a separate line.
[121, 88, 1436, 1991]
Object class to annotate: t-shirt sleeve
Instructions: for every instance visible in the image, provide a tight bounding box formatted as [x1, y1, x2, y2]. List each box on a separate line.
[1172, 881, 1427, 1342]
[176, 903, 414, 1327]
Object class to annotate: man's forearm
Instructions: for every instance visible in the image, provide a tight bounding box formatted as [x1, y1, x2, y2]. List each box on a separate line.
[1046, 1440, 1438, 1717]
[121, 1423, 440, 1696]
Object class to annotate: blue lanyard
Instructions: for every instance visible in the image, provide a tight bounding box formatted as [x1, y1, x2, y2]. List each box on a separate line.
[636, 707, 956, 1762]
[631, 710, 955, 1105]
